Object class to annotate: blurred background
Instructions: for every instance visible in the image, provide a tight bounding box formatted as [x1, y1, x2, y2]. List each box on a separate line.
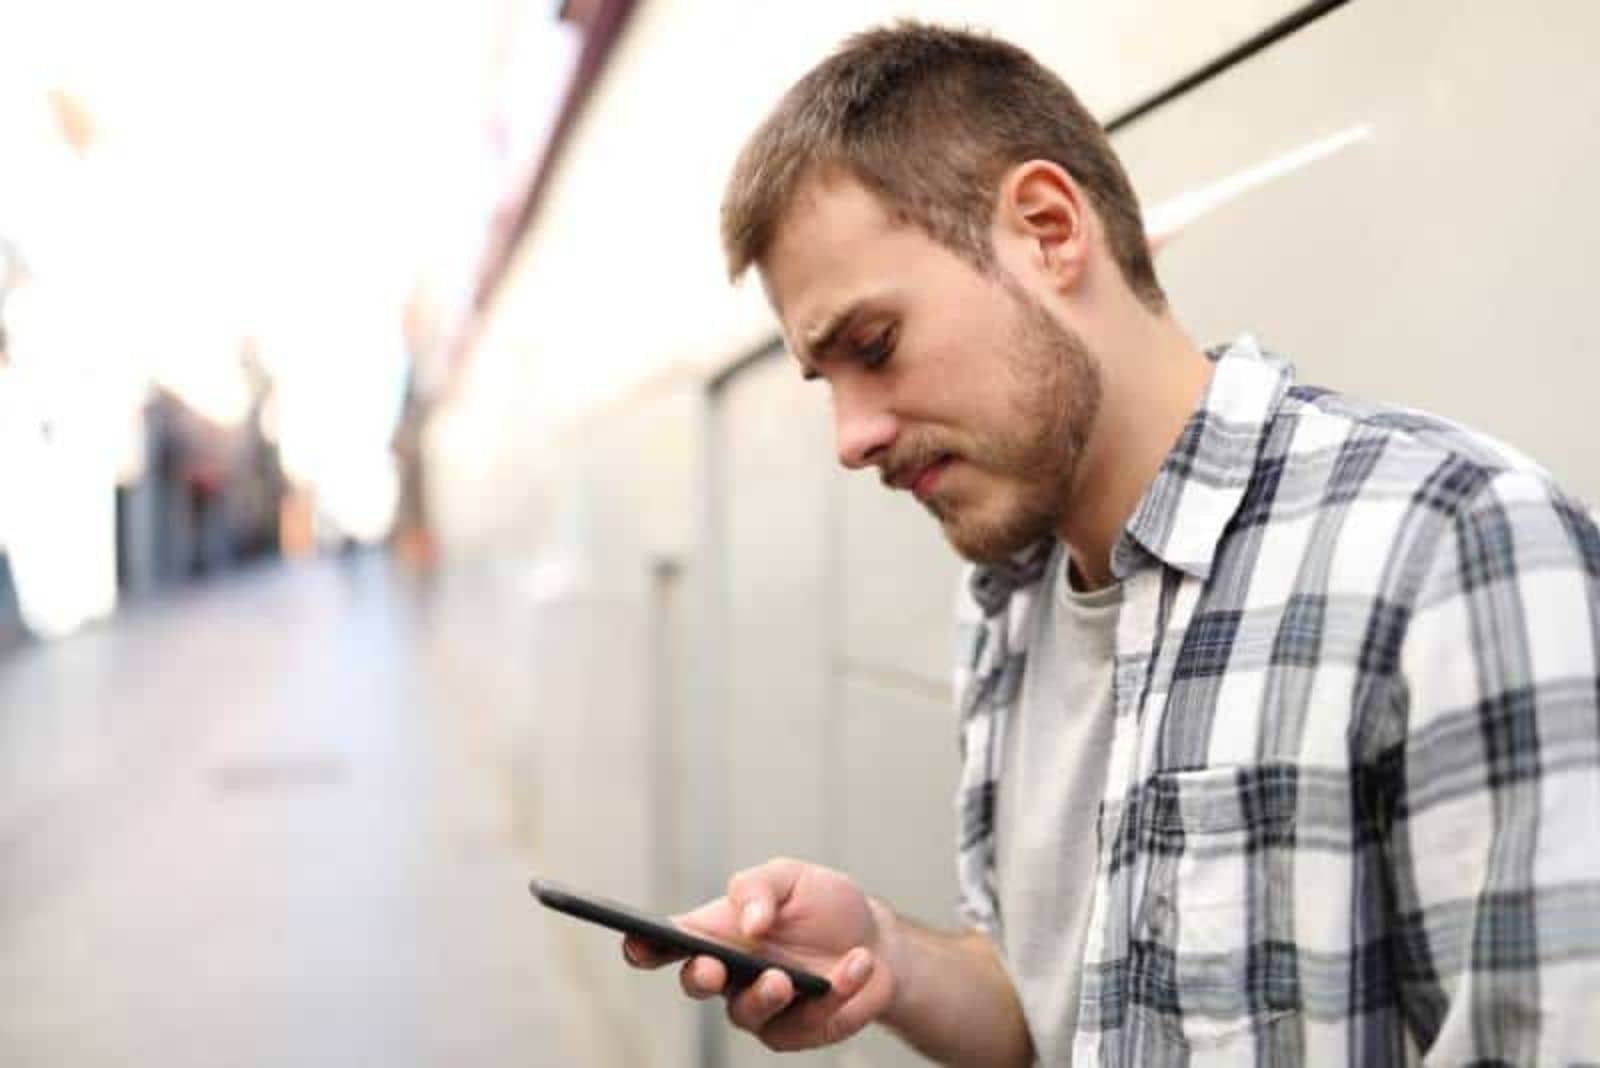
[2, 1, 1598, 1066]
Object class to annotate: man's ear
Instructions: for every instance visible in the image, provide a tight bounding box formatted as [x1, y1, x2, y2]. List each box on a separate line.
[995, 160, 1090, 291]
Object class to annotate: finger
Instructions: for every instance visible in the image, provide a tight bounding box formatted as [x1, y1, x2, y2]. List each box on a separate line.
[727, 857, 806, 939]
[760, 948, 887, 1052]
[622, 935, 685, 970]
[828, 946, 877, 1002]
[672, 896, 743, 941]
[679, 955, 727, 1000]
[726, 968, 795, 1034]
[818, 949, 885, 1042]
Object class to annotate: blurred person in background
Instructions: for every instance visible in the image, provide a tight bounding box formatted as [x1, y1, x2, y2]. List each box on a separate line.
[623, 22, 1600, 1066]
[225, 348, 287, 566]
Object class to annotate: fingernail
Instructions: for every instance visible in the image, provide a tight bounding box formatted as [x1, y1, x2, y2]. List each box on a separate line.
[847, 951, 872, 984]
[742, 901, 764, 933]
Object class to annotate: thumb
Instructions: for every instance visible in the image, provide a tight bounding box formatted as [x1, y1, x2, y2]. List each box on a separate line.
[727, 857, 807, 938]
[672, 896, 742, 941]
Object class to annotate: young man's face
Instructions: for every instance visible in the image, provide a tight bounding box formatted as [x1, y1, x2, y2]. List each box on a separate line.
[759, 174, 1102, 563]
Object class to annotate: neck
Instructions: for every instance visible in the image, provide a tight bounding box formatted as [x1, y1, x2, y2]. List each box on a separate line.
[1057, 308, 1213, 589]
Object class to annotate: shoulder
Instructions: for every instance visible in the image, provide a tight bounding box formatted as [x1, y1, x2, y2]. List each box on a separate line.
[1264, 384, 1589, 574]
[1417, 464, 1600, 598]
[1224, 381, 1599, 655]
[1275, 384, 1552, 485]
[1270, 392, 1600, 754]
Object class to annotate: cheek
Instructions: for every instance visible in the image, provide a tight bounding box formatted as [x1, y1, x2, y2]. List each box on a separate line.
[921, 366, 1009, 438]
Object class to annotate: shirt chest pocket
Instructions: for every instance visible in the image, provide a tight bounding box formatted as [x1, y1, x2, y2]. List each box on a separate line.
[1131, 764, 1302, 1051]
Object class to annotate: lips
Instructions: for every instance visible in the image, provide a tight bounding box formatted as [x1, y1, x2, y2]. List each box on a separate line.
[910, 456, 952, 502]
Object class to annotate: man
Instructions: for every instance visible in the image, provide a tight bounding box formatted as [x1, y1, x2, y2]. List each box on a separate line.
[623, 22, 1600, 1065]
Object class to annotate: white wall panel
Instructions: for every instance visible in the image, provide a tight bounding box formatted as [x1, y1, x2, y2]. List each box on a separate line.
[466, 382, 701, 1068]
[836, 678, 961, 1068]
[716, 356, 838, 1068]
[721, 355, 834, 874]
[1114, 0, 1600, 503]
[839, 473, 962, 690]
[712, 350, 965, 1066]
[838, 678, 961, 927]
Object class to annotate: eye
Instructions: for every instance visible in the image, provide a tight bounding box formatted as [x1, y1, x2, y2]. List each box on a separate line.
[858, 326, 896, 370]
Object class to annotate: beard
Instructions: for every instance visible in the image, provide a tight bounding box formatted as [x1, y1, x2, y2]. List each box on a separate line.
[897, 277, 1102, 563]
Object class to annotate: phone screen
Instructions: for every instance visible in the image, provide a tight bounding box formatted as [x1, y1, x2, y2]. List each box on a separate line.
[529, 877, 832, 998]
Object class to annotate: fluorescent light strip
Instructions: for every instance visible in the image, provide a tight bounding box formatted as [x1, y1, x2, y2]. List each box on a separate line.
[1145, 124, 1373, 247]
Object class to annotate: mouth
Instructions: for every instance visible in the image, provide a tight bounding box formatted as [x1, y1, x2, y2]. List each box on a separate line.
[905, 455, 954, 502]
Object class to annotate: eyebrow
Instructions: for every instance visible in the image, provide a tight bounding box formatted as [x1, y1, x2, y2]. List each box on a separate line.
[796, 301, 863, 382]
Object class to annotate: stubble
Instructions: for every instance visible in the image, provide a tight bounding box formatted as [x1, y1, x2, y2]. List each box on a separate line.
[938, 277, 1102, 563]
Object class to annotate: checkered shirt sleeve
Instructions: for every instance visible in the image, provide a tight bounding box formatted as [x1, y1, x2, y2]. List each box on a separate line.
[1385, 466, 1600, 1062]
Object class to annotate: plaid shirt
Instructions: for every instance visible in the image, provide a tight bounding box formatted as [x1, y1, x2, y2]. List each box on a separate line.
[953, 336, 1600, 1065]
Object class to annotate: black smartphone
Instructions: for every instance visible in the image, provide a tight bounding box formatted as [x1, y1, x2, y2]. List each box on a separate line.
[529, 877, 832, 998]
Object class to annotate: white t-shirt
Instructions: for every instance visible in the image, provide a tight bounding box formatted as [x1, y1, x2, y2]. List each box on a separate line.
[994, 545, 1122, 1067]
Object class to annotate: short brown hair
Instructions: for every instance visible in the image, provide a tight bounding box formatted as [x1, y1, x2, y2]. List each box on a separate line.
[721, 22, 1165, 311]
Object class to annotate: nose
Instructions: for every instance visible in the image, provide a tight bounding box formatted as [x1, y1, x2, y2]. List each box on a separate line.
[833, 386, 898, 470]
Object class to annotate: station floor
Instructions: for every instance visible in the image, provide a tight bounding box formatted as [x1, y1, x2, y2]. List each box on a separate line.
[0, 555, 584, 1066]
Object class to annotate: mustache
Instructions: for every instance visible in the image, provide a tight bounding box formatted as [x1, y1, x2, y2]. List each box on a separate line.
[879, 433, 956, 490]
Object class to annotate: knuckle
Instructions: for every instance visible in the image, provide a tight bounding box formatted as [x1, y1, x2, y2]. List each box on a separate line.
[724, 995, 756, 1032]
[728, 866, 764, 899]
[761, 1030, 795, 1053]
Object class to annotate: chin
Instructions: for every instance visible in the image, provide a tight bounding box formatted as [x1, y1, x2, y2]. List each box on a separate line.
[929, 474, 1063, 563]
[940, 509, 1054, 564]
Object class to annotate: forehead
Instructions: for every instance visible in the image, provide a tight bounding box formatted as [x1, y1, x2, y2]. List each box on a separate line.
[758, 173, 932, 345]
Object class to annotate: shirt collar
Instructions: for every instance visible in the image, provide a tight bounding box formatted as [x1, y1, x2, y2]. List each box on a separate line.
[968, 335, 1293, 613]
[1112, 334, 1293, 582]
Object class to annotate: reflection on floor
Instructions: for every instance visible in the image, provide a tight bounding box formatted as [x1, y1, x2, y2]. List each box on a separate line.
[0, 555, 576, 1067]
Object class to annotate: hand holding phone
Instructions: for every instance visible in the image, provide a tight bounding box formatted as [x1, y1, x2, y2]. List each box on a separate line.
[584, 859, 897, 1053]
[529, 877, 832, 997]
